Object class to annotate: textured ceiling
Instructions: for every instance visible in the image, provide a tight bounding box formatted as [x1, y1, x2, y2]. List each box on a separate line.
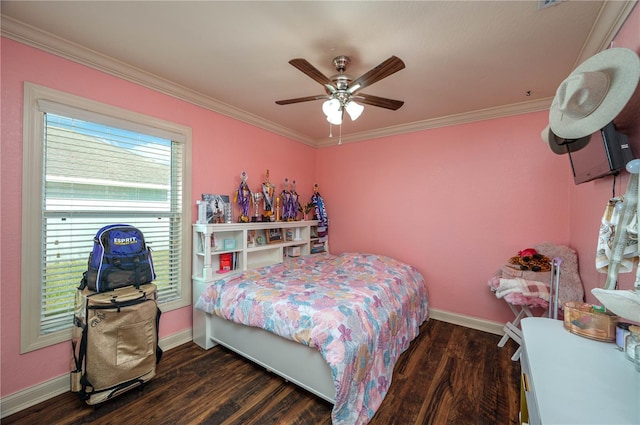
[1, 1, 636, 146]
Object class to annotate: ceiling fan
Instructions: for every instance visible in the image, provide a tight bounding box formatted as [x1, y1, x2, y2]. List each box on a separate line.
[275, 55, 405, 125]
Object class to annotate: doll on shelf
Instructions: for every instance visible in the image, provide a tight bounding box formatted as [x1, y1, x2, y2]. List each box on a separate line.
[233, 171, 251, 223]
[212, 198, 224, 224]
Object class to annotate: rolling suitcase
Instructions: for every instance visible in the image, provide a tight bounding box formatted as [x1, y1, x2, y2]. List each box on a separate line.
[71, 283, 162, 405]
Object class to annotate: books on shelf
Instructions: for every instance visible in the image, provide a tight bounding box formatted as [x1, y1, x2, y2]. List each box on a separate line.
[194, 221, 321, 279]
[218, 252, 239, 273]
[311, 242, 326, 254]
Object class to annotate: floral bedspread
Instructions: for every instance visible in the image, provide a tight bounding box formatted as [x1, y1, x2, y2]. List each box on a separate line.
[194, 252, 429, 425]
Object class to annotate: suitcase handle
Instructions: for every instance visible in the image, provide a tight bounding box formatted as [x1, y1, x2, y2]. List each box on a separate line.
[109, 287, 148, 302]
[87, 292, 148, 312]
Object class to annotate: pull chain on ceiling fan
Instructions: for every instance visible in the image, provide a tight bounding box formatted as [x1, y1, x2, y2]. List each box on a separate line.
[276, 55, 405, 126]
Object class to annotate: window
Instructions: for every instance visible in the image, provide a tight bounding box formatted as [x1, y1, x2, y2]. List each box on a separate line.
[21, 83, 192, 353]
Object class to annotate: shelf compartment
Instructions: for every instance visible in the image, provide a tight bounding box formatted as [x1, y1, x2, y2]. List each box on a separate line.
[193, 220, 319, 279]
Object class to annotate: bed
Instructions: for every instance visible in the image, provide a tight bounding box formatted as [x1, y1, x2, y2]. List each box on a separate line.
[193, 252, 429, 425]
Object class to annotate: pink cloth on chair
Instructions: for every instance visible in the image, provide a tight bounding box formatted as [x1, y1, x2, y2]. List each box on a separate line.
[488, 276, 549, 308]
[488, 242, 584, 310]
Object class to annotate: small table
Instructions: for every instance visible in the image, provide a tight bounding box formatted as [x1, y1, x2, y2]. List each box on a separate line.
[520, 317, 639, 425]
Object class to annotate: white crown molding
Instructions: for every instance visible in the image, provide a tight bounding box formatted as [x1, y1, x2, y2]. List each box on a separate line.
[316, 97, 554, 147]
[2, 0, 635, 148]
[319, 0, 638, 147]
[0, 15, 318, 148]
[573, 0, 638, 67]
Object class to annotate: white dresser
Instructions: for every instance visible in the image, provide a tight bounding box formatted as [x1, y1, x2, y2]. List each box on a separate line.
[520, 317, 640, 425]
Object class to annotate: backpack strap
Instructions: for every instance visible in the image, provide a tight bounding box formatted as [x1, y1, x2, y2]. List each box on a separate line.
[133, 255, 141, 289]
[78, 271, 88, 290]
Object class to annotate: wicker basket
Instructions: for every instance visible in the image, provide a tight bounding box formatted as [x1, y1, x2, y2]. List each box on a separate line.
[563, 301, 619, 342]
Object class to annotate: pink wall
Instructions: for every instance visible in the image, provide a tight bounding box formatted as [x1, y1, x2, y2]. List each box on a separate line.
[569, 5, 640, 300]
[0, 39, 316, 397]
[315, 4, 639, 322]
[1, 5, 638, 401]
[316, 4, 639, 322]
[316, 113, 571, 322]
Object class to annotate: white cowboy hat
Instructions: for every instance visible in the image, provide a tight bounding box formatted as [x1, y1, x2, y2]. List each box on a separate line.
[549, 48, 640, 139]
[541, 125, 591, 155]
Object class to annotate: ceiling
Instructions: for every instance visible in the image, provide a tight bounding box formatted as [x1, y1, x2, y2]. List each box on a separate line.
[1, 1, 636, 147]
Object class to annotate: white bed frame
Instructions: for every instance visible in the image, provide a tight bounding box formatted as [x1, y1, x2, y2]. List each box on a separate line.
[192, 280, 336, 403]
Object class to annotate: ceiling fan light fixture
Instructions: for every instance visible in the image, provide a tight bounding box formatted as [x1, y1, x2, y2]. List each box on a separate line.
[323, 98, 343, 125]
[277, 55, 405, 136]
[326, 109, 343, 125]
[322, 98, 340, 116]
[345, 101, 364, 121]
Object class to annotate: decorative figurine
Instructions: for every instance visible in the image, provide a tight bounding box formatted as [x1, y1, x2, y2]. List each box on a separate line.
[301, 202, 314, 221]
[213, 198, 224, 224]
[233, 171, 251, 223]
[262, 169, 276, 220]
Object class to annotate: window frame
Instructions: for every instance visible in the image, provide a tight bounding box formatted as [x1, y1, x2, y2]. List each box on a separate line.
[21, 82, 192, 353]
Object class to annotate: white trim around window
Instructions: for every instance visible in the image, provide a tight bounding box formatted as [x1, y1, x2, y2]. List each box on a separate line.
[21, 82, 192, 353]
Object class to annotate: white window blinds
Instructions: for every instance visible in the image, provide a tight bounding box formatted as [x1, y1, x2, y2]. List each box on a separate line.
[40, 112, 184, 335]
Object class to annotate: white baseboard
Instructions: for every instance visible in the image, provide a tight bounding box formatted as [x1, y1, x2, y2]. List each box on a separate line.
[429, 308, 505, 335]
[0, 328, 192, 419]
[158, 328, 193, 352]
[2, 312, 506, 419]
[0, 374, 70, 420]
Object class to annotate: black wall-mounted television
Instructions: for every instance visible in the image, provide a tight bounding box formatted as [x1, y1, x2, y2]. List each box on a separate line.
[567, 122, 633, 185]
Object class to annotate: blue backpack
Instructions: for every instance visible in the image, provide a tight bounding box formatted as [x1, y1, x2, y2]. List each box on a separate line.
[81, 224, 156, 292]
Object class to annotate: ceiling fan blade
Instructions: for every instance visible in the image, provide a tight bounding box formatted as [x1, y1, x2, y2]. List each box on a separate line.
[348, 56, 405, 92]
[275, 94, 329, 105]
[353, 93, 404, 110]
[289, 58, 333, 87]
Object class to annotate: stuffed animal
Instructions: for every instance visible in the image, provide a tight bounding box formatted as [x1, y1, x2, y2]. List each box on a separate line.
[508, 248, 551, 272]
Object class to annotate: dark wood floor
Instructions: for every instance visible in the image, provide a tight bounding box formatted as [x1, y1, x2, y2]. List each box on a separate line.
[4, 319, 521, 425]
